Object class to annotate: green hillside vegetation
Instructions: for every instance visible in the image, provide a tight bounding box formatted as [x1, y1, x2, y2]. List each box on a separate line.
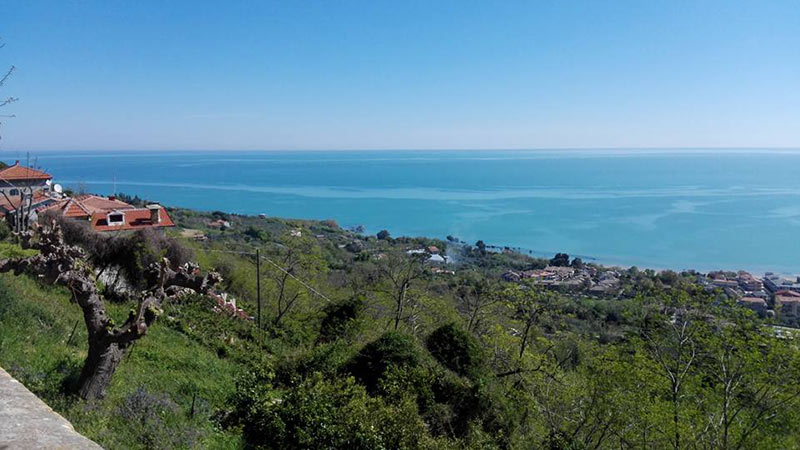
[1, 207, 799, 449]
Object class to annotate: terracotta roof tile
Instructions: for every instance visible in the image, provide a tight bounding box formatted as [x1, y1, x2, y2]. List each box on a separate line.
[91, 206, 175, 232]
[0, 162, 52, 181]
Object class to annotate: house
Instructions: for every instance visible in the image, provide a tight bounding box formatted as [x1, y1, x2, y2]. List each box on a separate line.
[764, 273, 800, 294]
[427, 246, 441, 254]
[0, 161, 53, 196]
[0, 190, 57, 220]
[427, 254, 446, 264]
[502, 271, 522, 282]
[774, 290, 800, 320]
[41, 194, 135, 219]
[737, 296, 768, 315]
[543, 266, 576, 279]
[91, 204, 174, 232]
[40, 194, 174, 232]
[737, 271, 763, 292]
[208, 219, 231, 230]
[589, 272, 620, 295]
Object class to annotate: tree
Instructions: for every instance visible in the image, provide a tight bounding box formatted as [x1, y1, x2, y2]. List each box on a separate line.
[695, 310, 800, 450]
[0, 39, 28, 234]
[0, 37, 17, 139]
[426, 322, 485, 379]
[376, 250, 426, 331]
[0, 223, 221, 399]
[346, 331, 421, 392]
[636, 297, 703, 450]
[265, 232, 325, 328]
[318, 295, 366, 343]
[549, 253, 570, 267]
[455, 274, 500, 333]
[504, 283, 559, 360]
[377, 229, 391, 240]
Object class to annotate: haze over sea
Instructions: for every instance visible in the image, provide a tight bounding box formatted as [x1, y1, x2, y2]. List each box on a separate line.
[17, 149, 800, 275]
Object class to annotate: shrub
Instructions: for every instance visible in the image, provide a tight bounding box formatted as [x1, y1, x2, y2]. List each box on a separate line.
[244, 226, 270, 242]
[274, 341, 355, 386]
[318, 296, 366, 343]
[0, 220, 10, 241]
[346, 332, 421, 392]
[426, 323, 485, 379]
[234, 373, 427, 450]
[117, 386, 202, 449]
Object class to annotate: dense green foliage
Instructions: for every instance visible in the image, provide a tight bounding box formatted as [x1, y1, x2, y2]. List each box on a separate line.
[426, 323, 485, 379]
[1, 208, 800, 449]
[346, 332, 422, 393]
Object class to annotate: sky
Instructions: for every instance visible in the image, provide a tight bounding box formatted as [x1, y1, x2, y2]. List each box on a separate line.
[1, 0, 799, 151]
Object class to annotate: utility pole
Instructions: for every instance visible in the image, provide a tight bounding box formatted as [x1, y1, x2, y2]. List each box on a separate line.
[256, 248, 261, 330]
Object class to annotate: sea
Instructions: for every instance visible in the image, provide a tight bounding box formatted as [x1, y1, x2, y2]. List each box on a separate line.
[11, 149, 800, 275]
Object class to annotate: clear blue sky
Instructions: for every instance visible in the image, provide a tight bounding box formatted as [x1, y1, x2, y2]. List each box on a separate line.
[2, 0, 799, 151]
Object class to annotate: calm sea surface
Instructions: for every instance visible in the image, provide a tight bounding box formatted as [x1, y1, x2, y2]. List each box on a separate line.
[15, 150, 800, 274]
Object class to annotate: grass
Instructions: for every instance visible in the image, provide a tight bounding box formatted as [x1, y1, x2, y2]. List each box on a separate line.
[0, 243, 246, 449]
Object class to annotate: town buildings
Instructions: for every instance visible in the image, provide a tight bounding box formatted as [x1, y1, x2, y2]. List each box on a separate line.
[764, 273, 800, 294]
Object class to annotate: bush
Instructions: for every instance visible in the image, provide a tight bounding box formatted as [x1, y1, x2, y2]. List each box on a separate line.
[235, 373, 427, 450]
[117, 386, 202, 449]
[318, 296, 366, 343]
[0, 220, 10, 241]
[274, 341, 355, 386]
[346, 332, 421, 392]
[426, 323, 485, 379]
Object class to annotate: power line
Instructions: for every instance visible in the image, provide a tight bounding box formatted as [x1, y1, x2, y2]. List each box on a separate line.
[258, 254, 332, 303]
[202, 247, 332, 304]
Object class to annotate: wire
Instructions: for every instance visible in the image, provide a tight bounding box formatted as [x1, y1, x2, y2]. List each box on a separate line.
[202, 247, 332, 303]
[259, 254, 332, 303]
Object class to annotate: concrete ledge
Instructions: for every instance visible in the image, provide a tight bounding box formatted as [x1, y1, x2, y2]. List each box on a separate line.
[0, 366, 102, 449]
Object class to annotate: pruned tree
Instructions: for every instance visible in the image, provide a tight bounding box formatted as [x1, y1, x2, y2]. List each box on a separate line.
[0, 37, 16, 136]
[0, 222, 222, 399]
[0, 37, 26, 233]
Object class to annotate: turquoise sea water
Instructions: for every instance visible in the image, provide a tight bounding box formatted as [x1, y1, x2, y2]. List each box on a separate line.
[15, 150, 800, 274]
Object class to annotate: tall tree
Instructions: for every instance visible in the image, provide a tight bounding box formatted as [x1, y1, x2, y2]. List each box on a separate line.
[376, 250, 426, 331]
[265, 232, 326, 327]
[455, 273, 500, 333]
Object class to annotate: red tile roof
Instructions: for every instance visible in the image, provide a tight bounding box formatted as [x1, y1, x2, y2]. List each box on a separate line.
[91, 206, 175, 232]
[0, 191, 54, 215]
[775, 290, 800, 298]
[738, 297, 766, 305]
[39, 195, 134, 219]
[0, 162, 52, 181]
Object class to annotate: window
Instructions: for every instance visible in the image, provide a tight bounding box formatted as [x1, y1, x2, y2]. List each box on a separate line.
[9, 189, 19, 196]
[108, 213, 124, 224]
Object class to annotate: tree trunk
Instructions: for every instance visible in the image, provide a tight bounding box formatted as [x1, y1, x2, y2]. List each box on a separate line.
[1, 223, 223, 400]
[77, 340, 124, 400]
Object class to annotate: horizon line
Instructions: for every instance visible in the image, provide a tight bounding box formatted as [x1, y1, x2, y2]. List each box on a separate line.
[3, 146, 800, 154]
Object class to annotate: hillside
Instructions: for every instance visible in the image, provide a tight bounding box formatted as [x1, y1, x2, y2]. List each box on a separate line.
[1, 209, 799, 449]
